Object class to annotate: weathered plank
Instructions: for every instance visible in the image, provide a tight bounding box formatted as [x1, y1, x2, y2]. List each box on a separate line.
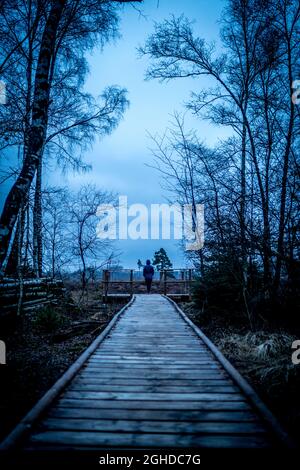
[90, 354, 213, 361]
[27, 430, 272, 449]
[68, 384, 239, 393]
[48, 407, 259, 422]
[62, 391, 244, 401]
[87, 358, 214, 364]
[84, 363, 222, 370]
[71, 378, 234, 386]
[41, 418, 266, 434]
[56, 398, 251, 411]
[79, 371, 228, 379]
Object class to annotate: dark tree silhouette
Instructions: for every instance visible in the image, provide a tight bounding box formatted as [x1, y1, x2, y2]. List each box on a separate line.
[141, 0, 300, 304]
[153, 248, 173, 271]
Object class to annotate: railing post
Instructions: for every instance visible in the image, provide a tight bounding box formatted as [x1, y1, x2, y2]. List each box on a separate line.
[130, 269, 133, 297]
[188, 269, 192, 299]
[164, 269, 167, 295]
[103, 269, 109, 303]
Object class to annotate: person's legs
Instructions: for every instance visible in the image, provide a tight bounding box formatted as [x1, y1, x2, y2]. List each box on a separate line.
[146, 279, 151, 293]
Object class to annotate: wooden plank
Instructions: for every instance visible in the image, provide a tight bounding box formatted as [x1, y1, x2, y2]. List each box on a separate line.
[83, 363, 222, 370]
[106, 334, 197, 338]
[62, 391, 245, 401]
[106, 333, 199, 336]
[80, 365, 226, 373]
[57, 399, 250, 411]
[100, 343, 205, 347]
[101, 344, 204, 346]
[92, 352, 218, 358]
[99, 346, 207, 350]
[88, 354, 216, 360]
[90, 354, 213, 361]
[68, 384, 239, 393]
[85, 363, 217, 368]
[78, 371, 229, 378]
[98, 345, 208, 350]
[78, 372, 228, 380]
[28, 430, 271, 448]
[72, 378, 235, 386]
[41, 417, 266, 434]
[87, 358, 214, 364]
[48, 407, 259, 422]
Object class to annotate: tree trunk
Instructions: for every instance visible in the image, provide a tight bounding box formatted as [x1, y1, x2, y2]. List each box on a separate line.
[273, 41, 295, 293]
[0, 0, 66, 273]
[33, 158, 43, 277]
[240, 119, 247, 266]
[51, 213, 56, 278]
[5, 218, 20, 276]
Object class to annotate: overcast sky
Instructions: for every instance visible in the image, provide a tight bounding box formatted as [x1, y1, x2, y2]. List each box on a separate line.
[0, 0, 228, 269]
[66, 0, 228, 269]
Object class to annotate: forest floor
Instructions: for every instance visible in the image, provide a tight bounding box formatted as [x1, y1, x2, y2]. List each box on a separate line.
[0, 286, 126, 442]
[182, 302, 300, 446]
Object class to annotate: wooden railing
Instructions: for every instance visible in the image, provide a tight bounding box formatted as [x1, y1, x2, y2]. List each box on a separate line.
[101, 269, 195, 301]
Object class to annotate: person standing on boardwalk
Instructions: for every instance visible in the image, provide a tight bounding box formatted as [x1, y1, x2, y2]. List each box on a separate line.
[143, 259, 154, 294]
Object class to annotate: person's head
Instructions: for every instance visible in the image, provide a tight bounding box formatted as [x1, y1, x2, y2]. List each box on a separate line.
[146, 259, 151, 265]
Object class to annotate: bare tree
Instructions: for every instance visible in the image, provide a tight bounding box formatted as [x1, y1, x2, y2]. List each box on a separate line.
[0, 0, 142, 274]
[43, 187, 70, 277]
[67, 184, 116, 292]
[141, 0, 300, 299]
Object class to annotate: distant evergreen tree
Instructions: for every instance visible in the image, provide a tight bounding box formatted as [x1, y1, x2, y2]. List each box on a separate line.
[152, 248, 172, 271]
[137, 259, 143, 270]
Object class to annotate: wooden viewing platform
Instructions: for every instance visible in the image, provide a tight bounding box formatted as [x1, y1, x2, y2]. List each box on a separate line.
[102, 268, 194, 301]
[0, 294, 291, 450]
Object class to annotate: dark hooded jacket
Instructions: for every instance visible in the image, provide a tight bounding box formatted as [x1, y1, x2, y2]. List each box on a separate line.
[143, 261, 154, 280]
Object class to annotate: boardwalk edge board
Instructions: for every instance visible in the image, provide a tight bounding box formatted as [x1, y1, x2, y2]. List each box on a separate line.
[164, 295, 294, 448]
[0, 295, 136, 451]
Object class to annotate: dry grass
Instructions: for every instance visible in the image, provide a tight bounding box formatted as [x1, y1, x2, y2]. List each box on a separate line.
[182, 302, 300, 444]
[216, 331, 298, 393]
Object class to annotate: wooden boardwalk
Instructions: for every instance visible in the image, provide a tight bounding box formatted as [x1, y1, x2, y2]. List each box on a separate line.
[1, 294, 290, 450]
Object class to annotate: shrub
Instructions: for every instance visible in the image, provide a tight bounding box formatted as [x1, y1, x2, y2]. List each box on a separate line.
[192, 252, 245, 321]
[33, 306, 64, 333]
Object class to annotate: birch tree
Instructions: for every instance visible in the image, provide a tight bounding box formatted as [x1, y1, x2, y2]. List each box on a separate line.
[0, 0, 142, 275]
